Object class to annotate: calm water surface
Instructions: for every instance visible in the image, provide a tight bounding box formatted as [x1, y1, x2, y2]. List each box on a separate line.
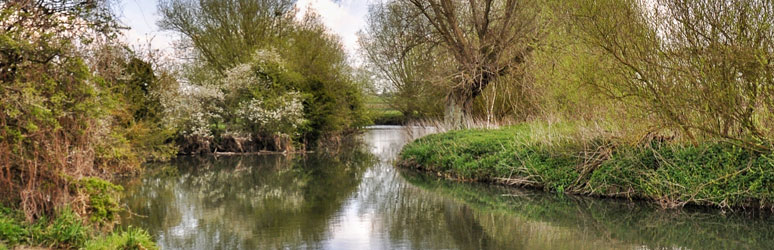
[121, 126, 774, 249]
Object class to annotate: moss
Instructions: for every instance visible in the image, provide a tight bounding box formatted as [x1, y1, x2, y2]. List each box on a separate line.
[399, 123, 774, 209]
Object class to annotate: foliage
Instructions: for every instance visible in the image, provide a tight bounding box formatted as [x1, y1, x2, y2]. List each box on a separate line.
[360, 0, 542, 126]
[76, 178, 123, 228]
[158, 0, 297, 72]
[371, 110, 407, 126]
[32, 208, 90, 249]
[1, 207, 89, 249]
[569, 0, 774, 150]
[359, 1, 446, 120]
[0, 7, 117, 219]
[400, 123, 774, 208]
[0, 205, 156, 250]
[0, 0, 176, 222]
[159, 1, 369, 151]
[0, 206, 26, 246]
[83, 227, 158, 250]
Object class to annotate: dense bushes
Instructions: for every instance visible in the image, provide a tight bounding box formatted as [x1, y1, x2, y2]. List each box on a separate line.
[0, 0, 175, 230]
[400, 124, 774, 208]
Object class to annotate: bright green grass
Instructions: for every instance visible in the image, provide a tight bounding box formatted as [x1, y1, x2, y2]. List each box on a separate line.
[0, 206, 157, 249]
[84, 227, 157, 250]
[399, 123, 774, 208]
[365, 95, 407, 125]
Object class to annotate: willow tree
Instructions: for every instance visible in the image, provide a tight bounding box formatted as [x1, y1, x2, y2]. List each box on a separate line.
[403, 0, 540, 126]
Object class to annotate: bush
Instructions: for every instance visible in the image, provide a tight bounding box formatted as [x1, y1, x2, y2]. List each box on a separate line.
[0, 3, 173, 220]
[76, 178, 123, 228]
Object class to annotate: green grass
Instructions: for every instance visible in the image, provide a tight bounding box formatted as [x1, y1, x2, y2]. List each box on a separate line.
[84, 227, 158, 250]
[0, 206, 157, 249]
[371, 110, 406, 125]
[399, 123, 774, 209]
[365, 95, 407, 125]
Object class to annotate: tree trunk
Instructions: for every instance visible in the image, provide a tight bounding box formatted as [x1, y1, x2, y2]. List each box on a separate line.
[444, 91, 473, 129]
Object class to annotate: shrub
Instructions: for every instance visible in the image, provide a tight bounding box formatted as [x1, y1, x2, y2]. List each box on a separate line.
[76, 178, 123, 228]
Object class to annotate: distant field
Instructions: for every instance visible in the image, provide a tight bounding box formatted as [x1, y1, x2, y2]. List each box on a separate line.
[365, 95, 406, 125]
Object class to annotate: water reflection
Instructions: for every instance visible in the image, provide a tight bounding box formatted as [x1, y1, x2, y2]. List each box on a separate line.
[121, 126, 774, 250]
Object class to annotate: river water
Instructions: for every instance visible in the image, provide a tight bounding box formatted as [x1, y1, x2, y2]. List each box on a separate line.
[121, 126, 774, 249]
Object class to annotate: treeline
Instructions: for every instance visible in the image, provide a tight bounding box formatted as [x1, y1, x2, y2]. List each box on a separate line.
[360, 0, 774, 149]
[0, 0, 368, 243]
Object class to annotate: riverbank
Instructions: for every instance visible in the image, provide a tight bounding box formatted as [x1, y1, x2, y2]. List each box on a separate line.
[0, 206, 156, 250]
[398, 123, 774, 209]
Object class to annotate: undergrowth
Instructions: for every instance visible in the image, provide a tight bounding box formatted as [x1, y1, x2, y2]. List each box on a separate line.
[0, 205, 156, 249]
[399, 123, 774, 209]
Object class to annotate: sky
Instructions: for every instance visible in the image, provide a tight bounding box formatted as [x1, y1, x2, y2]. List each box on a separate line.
[119, 0, 372, 60]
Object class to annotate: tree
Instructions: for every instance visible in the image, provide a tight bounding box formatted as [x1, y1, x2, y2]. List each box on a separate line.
[158, 0, 297, 72]
[570, 0, 774, 149]
[359, 1, 445, 119]
[402, 0, 541, 126]
[158, 0, 368, 148]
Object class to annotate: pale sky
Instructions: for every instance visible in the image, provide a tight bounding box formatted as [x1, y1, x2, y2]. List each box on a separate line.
[119, 0, 372, 61]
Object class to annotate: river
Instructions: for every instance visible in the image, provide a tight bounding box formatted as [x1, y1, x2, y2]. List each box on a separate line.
[120, 126, 774, 249]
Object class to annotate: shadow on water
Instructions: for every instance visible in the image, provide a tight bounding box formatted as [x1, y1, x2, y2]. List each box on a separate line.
[120, 126, 774, 250]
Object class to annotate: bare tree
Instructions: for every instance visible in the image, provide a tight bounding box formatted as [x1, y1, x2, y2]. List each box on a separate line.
[403, 0, 540, 127]
[359, 1, 446, 119]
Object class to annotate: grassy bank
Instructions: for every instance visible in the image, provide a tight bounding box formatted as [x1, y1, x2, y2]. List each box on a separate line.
[0, 178, 156, 249]
[371, 110, 406, 125]
[398, 123, 774, 209]
[365, 95, 407, 125]
[0, 206, 156, 250]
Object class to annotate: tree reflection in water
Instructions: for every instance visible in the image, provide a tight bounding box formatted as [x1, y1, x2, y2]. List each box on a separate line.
[121, 141, 376, 249]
